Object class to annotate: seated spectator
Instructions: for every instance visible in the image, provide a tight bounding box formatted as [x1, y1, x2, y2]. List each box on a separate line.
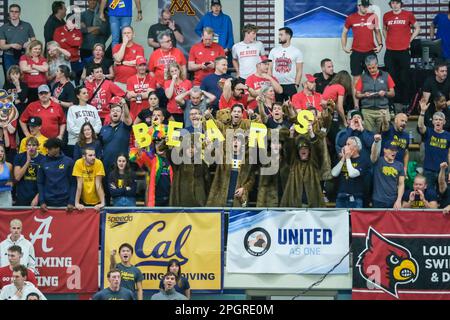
[81, 43, 114, 82]
[0, 265, 45, 300]
[126, 56, 156, 120]
[18, 117, 48, 155]
[314, 58, 336, 94]
[159, 259, 190, 299]
[44, 1, 66, 44]
[164, 62, 192, 123]
[20, 84, 66, 139]
[0, 220, 36, 272]
[188, 27, 225, 86]
[418, 98, 450, 191]
[219, 78, 249, 111]
[0, 144, 13, 206]
[92, 269, 134, 300]
[292, 74, 323, 112]
[424, 92, 450, 132]
[73, 147, 105, 212]
[134, 92, 161, 126]
[331, 136, 370, 208]
[402, 175, 438, 209]
[322, 70, 352, 125]
[112, 26, 144, 88]
[3, 65, 29, 116]
[381, 113, 409, 175]
[370, 135, 405, 209]
[80, 0, 110, 61]
[200, 56, 232, 110]
[355, 55, 395, 133]
[37, 138, 75, 211]
[67, 86, 102, 158]
[151, 272, 187, 300]
[108, 154, 137, 206]
[51, 65, 76, 110]
[336, 110, 374, 159]
[19, 40, 48, 102]
[73, 122, 103, 161]
[53, 13, 83, 83]
[175, 87, 216, 127]
[0, 246, 36, 289]
[109, 243, 143, 300]
[147, 7, 184, 49]
[85, 64, 125, 122]
[14, 137, 45, 206]
[46, 41, 71, 85]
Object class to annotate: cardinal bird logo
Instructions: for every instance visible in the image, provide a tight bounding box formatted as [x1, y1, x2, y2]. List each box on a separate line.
[356, 227, 419, 298]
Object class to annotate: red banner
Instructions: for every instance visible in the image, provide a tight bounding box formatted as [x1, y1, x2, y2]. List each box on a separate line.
[0, 209, 99, 294]
[352, 210, 450, 300]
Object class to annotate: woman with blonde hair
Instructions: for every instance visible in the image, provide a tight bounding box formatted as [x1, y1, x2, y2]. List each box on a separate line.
[46, 40, 71, 85]
[81, 43, 114, 82]
[19, 40, 48, 102]
[164, 62, 192, 122]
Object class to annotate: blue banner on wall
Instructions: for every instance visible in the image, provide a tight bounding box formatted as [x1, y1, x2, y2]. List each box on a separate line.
[284, 0, 357, 38]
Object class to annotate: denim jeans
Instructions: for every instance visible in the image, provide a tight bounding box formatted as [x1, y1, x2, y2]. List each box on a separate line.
[335, 193, 363, 209]
[109, 16, 132, 47]
[112, 196, 136, 207]
[2, 54, 18, 76]
[372, 199, 394, 209]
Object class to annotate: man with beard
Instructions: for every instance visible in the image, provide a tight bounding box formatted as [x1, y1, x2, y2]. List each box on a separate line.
[314, 59, 336, 94]
[381, 113, 409, 174]
[292, 74, 323, 112]
[109, 243, 143, 300]
[151, 272, 187, 300]
[402, 175, 438, 208]
[280, 123, 328, 208]
[73, 147, 105, 212]
[92, 269, 134, 300]
[269, 27, 303, 101]
[219, 78, 250, 112]
[418, 98, 450, 191]
[147, 8, 184, 49]
[370, 134, 405, 209]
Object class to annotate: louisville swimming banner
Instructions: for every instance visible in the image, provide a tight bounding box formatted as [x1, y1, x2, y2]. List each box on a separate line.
[352, 210, 450, 300]
[0, 209, 99, 294]
[227, 209, 349, 274]
[101, 209, 224, 292]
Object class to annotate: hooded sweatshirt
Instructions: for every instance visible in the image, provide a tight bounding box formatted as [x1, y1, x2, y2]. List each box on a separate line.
[37, 153, 75, 206]
[0, 235, 36, 273]
[66, 104, 102, 145]
[194, 11, 234, 50]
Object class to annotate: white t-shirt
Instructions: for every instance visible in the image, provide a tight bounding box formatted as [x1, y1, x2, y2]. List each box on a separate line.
[232, 41, 266, 80]
[268, 45, 303, 85]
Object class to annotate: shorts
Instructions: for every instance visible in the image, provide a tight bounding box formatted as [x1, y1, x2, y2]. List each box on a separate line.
[350, 50, 375, 76]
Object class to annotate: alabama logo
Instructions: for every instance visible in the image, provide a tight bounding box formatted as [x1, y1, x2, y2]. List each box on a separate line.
[356, 227, 419, 298]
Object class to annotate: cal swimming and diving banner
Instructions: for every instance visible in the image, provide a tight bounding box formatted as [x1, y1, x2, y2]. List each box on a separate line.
[0, 209, 99, 293]
[101, 209, 224, 292]
[227, 209, 349, 274]
[352, 210, 450, 300]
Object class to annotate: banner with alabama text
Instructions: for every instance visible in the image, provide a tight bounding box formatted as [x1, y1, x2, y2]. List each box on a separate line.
[227, 209, 350, 274]
[352, 210, 450, 300]
[101, 209, 224, 292]
[0, 209, 99, 294]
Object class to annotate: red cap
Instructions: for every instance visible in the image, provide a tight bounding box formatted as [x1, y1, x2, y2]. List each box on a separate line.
[258, 56, 272, 64]
[109, 96, 123, 106]
[305, 74, 317, 82]
[136, 56, 147, 65]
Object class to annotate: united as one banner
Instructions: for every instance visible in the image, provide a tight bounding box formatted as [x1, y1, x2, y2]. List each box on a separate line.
[352, 210, 450, 300]
[227, 209, 349, 274]
[0, 209, 99, 294]
[101, 209, 223, 292]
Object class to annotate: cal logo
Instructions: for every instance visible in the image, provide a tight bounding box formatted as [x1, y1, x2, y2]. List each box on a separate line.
[108, 215, 133, 228]
[59, 164, 65, 169]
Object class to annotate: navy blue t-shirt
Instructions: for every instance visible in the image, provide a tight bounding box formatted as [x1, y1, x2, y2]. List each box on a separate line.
[402, 188, 438, 208]
[336, 156, 370, 196]
[92, 287, 135, 300]
[372, 157, 405, 204]
[423, 127, 450, 172]
[382, 125, 409, 163]
[100, 122, 131, 171]
[13, 153, 45, 203]
[200, 73, 232, 109]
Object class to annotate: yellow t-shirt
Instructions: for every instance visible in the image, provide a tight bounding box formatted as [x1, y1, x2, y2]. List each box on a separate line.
[72, 158, 105, 205]
[19, 134, 48, 155]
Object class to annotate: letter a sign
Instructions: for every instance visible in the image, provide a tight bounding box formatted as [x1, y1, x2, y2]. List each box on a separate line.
[169, 0, 195, 15]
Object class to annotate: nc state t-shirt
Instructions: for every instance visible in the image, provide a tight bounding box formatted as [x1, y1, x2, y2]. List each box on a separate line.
[383, 10, 416, 51]
[232, 41, 266, 79]
[345, 12, 378, 52]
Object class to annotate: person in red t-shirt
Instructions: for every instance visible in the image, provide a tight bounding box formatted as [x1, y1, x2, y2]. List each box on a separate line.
[19, 40, 48, 103]
[164, 62, 192, 122]
[292, 74, 323, 113]
[383, 0, 420, 108]
[85, 64, 126, 122]
[0, 245, 37, 289]
[19, 84, 66, 139]
[126, 57, 157, 120]
[188, 27, 225, 86]
[53, 14, 83, 82]
[112, 26, 145, 87]
[341, 0, 383, 108]
[322, 70, 353, 125]
[246, 56, 283, 110]
[219, 78, 250, 118]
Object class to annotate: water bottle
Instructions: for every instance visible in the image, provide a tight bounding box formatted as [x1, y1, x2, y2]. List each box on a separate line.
[333, 110, 339, 122]
[408, 130, 414, 144]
